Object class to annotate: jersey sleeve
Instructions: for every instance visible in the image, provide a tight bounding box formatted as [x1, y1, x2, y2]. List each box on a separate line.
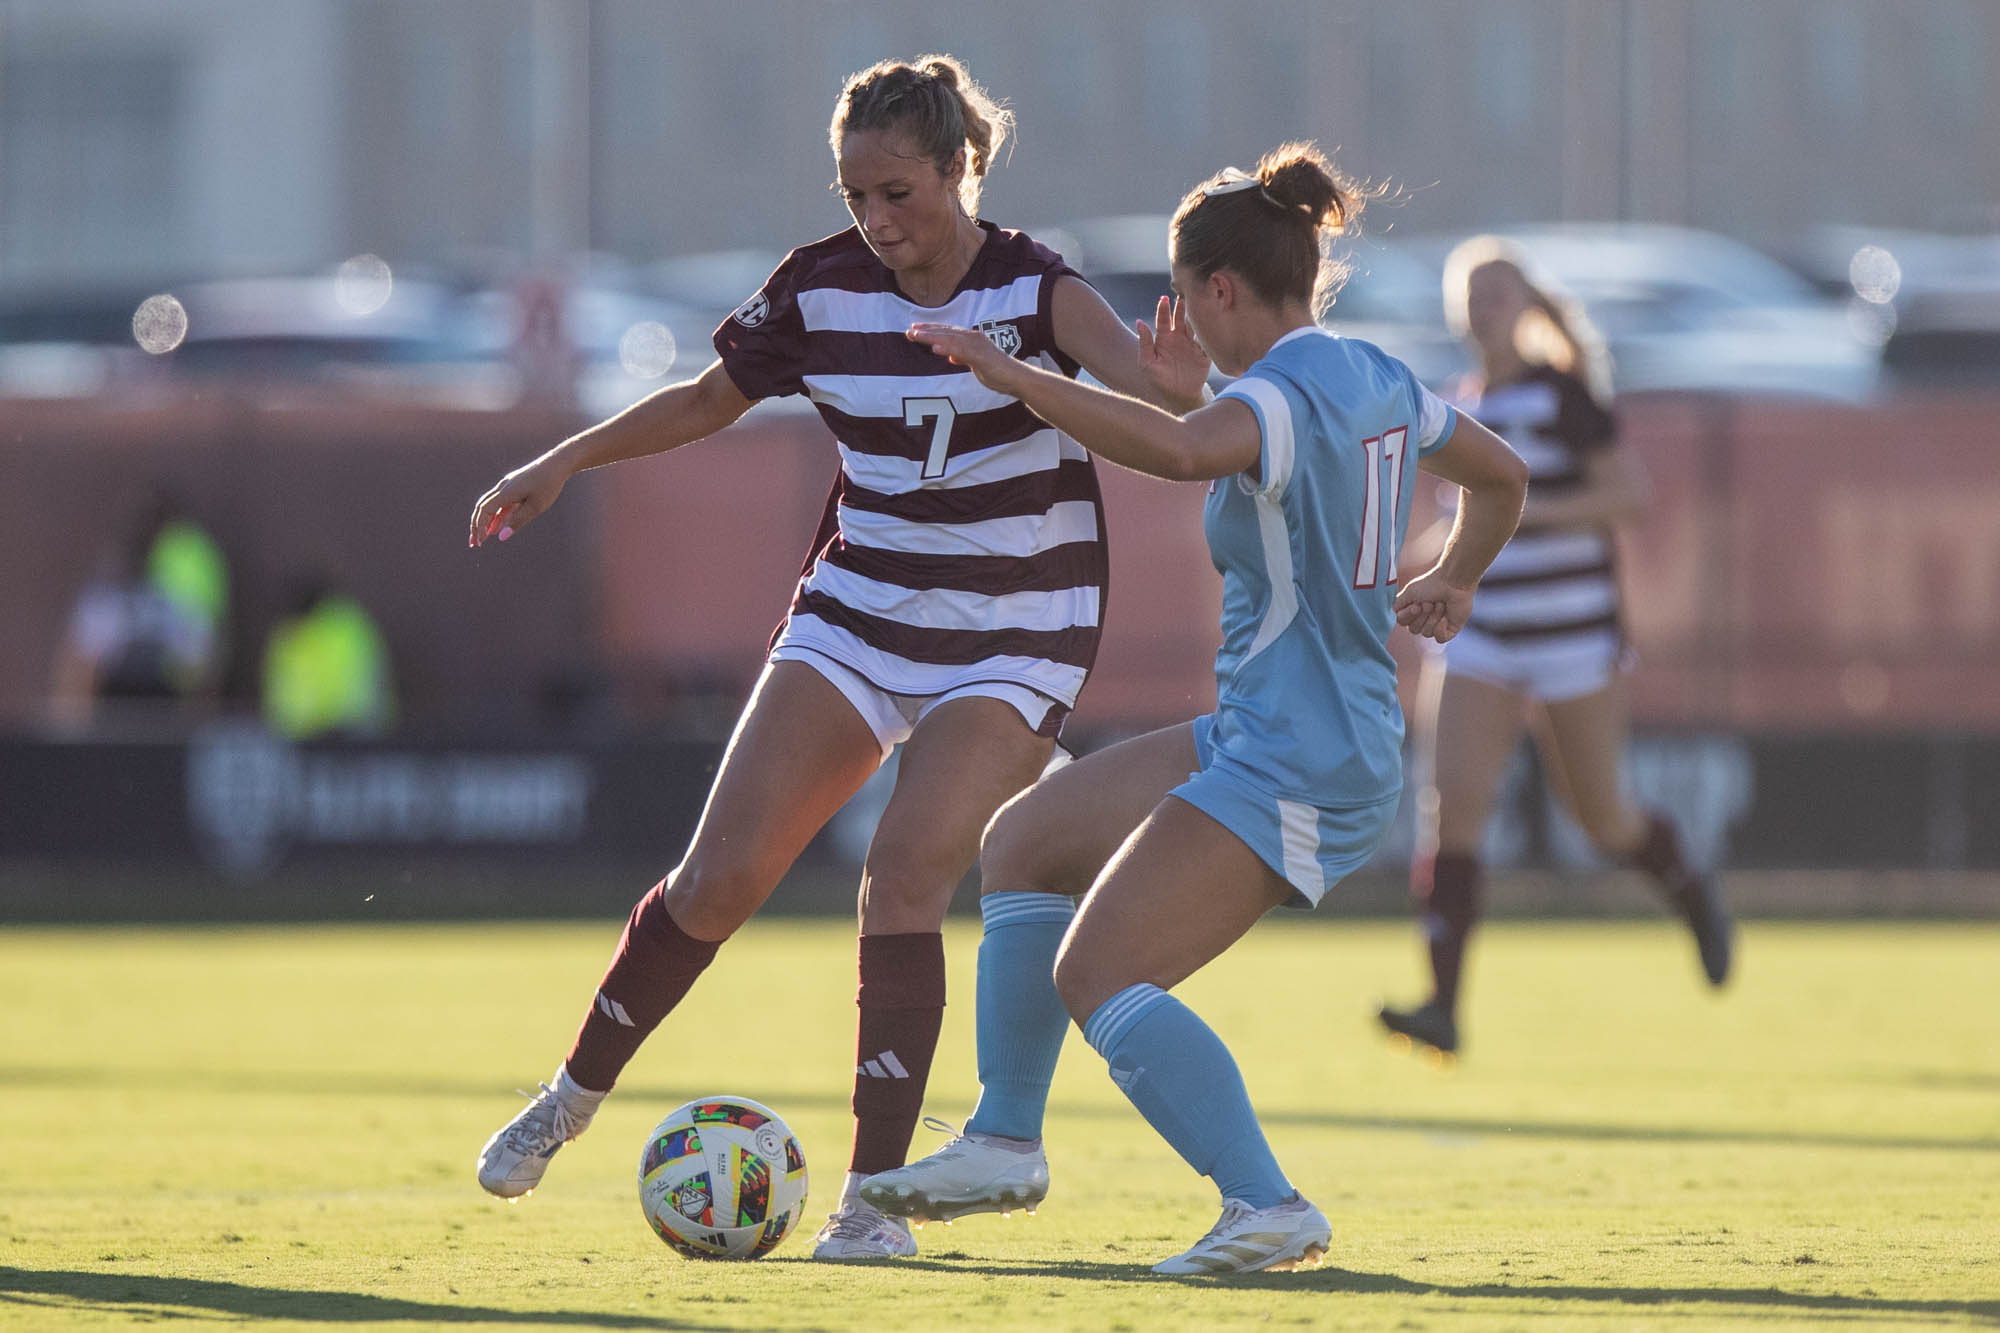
[1217, 374, 1300, 499]
[1411, 375, 1458, 457]
[711, 250, 811, 401]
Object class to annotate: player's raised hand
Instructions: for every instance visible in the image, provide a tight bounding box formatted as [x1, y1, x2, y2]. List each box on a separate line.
[907, 322, 1020, 392]
[469, 452, 572, 549]
[1393, 567, 1475, 643]
[1136, 294, 1211, 409]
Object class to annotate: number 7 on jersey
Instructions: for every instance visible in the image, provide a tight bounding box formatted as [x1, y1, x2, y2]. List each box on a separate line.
[905, 397, 958, 480]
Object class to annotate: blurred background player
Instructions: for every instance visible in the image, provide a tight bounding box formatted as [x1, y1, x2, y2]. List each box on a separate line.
[49, 486, 228, 730]
[1377, 237, 1734, 1059]
[466, 54, 1210, 1260]
[863, 143, 1528, 1273]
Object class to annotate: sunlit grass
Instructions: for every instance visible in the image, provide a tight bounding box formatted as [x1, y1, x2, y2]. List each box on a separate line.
[2, 917, 1995, 1330]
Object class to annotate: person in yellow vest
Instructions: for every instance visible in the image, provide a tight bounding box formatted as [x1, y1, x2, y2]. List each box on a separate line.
[145, 509, 230, 696]
[261, 576, 396, 739]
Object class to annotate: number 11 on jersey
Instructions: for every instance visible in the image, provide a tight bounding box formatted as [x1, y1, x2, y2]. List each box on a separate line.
[905, 397, 958, 480]
[1353, 425, 1408, 589]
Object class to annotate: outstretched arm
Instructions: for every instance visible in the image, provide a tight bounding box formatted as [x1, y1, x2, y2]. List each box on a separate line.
[908, 321, 1257, 483]
[1393, 414, 1529, 642]
[469, 359, 753, 547]
[1048, 276, 1212, 415]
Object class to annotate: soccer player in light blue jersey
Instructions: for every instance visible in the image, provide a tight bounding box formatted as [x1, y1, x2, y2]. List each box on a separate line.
[865, 142, 1529, 1274]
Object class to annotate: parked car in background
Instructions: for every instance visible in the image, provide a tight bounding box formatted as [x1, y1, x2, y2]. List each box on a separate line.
[518, 258, 715, 419]
[1322, 236, 1463, 387]
[1039, 214, 1462, 388]
[1460, 223, 1881, 401]
[0, 253, 801, 417]
[1050, 218, 1879, 401]
[648, 248, 788, 327]
[0, 288, 162, 398]
[164, 269, 517, 409]
[646, 248, 816, 416]
[1797, 225, 2000, 390]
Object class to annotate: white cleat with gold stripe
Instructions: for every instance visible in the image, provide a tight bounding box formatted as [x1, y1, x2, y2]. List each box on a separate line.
[1152, 1195, 1331, 1275]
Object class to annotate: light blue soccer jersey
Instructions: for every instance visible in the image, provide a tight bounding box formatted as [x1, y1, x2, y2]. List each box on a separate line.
[1198, 327, 1456, 810]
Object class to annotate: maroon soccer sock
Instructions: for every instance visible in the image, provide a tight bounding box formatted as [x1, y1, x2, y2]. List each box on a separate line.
[1417, 851, 1482, 1013]
[1630, 812, 1698, 911]
[848, 932, 946, 1176]
[564, 878, 722, 1093]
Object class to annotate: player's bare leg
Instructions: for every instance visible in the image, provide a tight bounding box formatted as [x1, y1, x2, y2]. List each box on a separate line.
[478, 662, 883, 1200]
[814, 694, 1055, 1259]
[981, 722, 1204, 899]
[1381, 664, 1526, 1057]
[1539, 681, 1733, 985]
[863, 724, 1200, 1225]
[1056, 798, 1329, 1274]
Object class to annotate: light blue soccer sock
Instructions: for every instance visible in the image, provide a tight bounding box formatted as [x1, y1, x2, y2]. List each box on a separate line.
[963, 892, 1077, 1141]
[1082, 983, 1293, 1208]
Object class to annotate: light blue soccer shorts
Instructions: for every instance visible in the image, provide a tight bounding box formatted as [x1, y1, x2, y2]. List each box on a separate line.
[1173, 714, 1400, 909]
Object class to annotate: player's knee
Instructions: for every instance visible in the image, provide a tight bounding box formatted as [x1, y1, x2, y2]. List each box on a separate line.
[1431, 799, 1490, 851]
[863, 824, 959, 898]
[1570, 799, 1636, 855]
[857, 829, 965, 932]
[1051, 937, 1117, 1023]
[979, 790, 1064, 895]
[1050, 947, 1089, 1020]
[662, 849, 780, 937]
[977, 796, 1030, 882]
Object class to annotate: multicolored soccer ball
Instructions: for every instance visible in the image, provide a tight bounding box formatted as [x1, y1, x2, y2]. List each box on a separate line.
[636, 1096, 808, 1260]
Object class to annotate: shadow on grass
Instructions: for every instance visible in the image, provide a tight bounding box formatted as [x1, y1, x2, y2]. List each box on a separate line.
[1882, 1069, 2000, 1093]
[0, 1267, 724, 1329]
[9, 1065, 1996, 1155]
[869, 1256, 2000, 1323]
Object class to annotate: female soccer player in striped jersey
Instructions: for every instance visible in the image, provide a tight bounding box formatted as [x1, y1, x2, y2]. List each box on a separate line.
[466, 55, 1211, 1260]
[1377, 239, 1733, 1060]
[861, 143, 1529, 1274]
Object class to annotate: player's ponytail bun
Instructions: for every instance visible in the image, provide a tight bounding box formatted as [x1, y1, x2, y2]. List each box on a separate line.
[832, 54, 1015, 216]
[1257, 142, 1353, 232]
[916, 54, 1011, 190]
[1173, 139, 1377, 315]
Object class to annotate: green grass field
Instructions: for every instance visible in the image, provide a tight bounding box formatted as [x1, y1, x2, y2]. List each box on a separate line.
[2, 916, 1994, 1331]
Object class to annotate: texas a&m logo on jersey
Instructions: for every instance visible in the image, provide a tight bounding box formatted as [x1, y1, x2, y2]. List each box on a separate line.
[976, 318, 1022, 357]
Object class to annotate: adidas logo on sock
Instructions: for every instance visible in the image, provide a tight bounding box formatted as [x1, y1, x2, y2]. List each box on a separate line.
[595, 991, 634, 1027]
[856, 1050, 910, 1079]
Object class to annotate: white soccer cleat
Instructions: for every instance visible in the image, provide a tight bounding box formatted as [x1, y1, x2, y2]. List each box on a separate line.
[1151, 1195, 1331, 1275]
[809, 1199, 918, 1260]
[859, 1124, 1050, 1223]
[475, 1081, 596, 1199]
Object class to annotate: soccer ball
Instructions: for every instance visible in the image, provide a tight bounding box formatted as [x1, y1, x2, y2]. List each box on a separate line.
[637, 1096, 808, 1260]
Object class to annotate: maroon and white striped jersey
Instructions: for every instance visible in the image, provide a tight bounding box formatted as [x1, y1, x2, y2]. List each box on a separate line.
[713, 222, 1107, 711]
[1456, 366, 1623, 647]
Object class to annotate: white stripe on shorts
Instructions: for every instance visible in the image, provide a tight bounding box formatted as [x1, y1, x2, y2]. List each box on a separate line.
[1276, 797, 1324, 900]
